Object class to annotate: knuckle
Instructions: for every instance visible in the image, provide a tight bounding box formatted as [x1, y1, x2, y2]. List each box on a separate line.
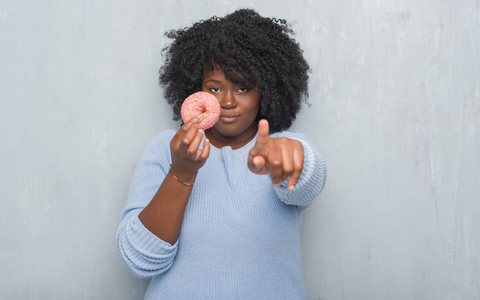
[269, 158, 282, 167]
[283, 165, 294, 174]
[295, 162, 304, 171]
[182, 137, 191, 145]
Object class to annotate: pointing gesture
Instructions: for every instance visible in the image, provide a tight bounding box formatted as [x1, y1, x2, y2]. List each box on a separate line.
[248, 120, 304, 191]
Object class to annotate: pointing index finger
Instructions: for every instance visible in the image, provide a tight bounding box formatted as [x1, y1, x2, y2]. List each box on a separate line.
[252, 119, 269, 155]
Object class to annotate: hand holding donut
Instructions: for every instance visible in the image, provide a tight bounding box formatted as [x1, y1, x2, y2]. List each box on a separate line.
[248, 120, 304, 191]
[170, 115, 210, 182]
[169, 92, 220, 180]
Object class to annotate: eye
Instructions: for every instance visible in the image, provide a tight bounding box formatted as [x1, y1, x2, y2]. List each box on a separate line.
[209, 87, 221, 93]
[238, 87, 248, 93]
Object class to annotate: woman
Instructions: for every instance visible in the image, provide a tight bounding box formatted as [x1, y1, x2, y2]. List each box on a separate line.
[116, 8, 327, 299]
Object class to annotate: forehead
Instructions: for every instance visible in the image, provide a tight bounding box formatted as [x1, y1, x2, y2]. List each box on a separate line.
[203, 64, 255, 88]
[203, 68, 227, 80]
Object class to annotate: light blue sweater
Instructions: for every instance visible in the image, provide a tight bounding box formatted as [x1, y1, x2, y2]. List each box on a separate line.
[116, 129, 327, 299]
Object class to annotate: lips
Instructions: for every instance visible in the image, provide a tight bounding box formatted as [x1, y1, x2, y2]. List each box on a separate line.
[219, 114, 239, 123]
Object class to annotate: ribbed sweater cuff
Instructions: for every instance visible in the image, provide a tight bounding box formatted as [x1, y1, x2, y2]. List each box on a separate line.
[127, 215, 178, 254]
[119, 214, 178, 278]
[274, 138, 326, 206]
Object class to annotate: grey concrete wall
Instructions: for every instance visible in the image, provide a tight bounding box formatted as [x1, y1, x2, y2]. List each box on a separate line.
[1, 0, 479, 299]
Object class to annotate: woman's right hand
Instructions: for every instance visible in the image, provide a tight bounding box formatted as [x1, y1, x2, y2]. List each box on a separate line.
[137, 114, 210, 245]
[169, 114, 210, 182]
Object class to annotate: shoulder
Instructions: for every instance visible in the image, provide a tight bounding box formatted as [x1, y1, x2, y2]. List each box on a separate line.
[270, 130, 322, 159]
[149, 129, 176, 146]
[270, 130, 312, 144]
[139, 129, 176, 161]
[142, 129, 176, 150]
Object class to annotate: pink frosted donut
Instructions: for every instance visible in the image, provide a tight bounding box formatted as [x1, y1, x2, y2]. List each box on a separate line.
[181, 91, 220, 130]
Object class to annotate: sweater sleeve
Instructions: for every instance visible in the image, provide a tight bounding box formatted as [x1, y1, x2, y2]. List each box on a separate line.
[116, 130, 178, 278]
[270, 131, 327, 207]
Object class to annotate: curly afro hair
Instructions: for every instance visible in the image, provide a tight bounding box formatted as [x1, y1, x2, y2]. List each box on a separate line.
[159, 8, 310, 133]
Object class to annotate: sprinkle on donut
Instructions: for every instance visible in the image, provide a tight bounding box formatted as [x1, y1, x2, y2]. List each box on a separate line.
[181, 92, 220, 130]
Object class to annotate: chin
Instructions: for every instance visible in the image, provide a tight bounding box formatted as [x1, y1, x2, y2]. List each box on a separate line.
[212, 125, 244, 137]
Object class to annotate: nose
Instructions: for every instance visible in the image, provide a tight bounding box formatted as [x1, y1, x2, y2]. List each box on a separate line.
[219, 90, 236, 108]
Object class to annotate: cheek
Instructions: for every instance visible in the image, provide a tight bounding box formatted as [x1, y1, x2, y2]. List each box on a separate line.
[246, 95, 261, 112]
[244, 103, 260, 119]
[252, 94, 261, 113]
[249, 102, 260, 111]
[252, 100, 261, 115]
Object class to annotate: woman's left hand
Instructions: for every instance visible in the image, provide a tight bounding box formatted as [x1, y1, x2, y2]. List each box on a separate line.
[248, 119, 304, 191]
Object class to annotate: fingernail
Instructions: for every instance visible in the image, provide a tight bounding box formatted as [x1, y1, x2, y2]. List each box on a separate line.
[196, 114, 203, 119]
[198, 129, 204, 134]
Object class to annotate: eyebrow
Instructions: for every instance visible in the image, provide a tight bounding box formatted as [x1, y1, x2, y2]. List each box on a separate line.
[204, 79, 222, 84]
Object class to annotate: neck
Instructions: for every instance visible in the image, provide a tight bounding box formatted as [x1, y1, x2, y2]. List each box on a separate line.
[205, 125, 258, 150]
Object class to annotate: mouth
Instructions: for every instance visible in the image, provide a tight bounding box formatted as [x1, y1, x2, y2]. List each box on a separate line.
[219, 114, 239, 123]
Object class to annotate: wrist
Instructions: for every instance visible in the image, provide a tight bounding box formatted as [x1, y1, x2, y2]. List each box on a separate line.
[169, 164, 198, 185]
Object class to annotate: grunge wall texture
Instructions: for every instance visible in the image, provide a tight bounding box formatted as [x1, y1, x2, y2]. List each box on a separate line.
[1, 1, 479, 299]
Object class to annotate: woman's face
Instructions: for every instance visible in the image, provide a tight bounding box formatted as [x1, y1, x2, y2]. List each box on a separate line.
[202, 68, 261, 148]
